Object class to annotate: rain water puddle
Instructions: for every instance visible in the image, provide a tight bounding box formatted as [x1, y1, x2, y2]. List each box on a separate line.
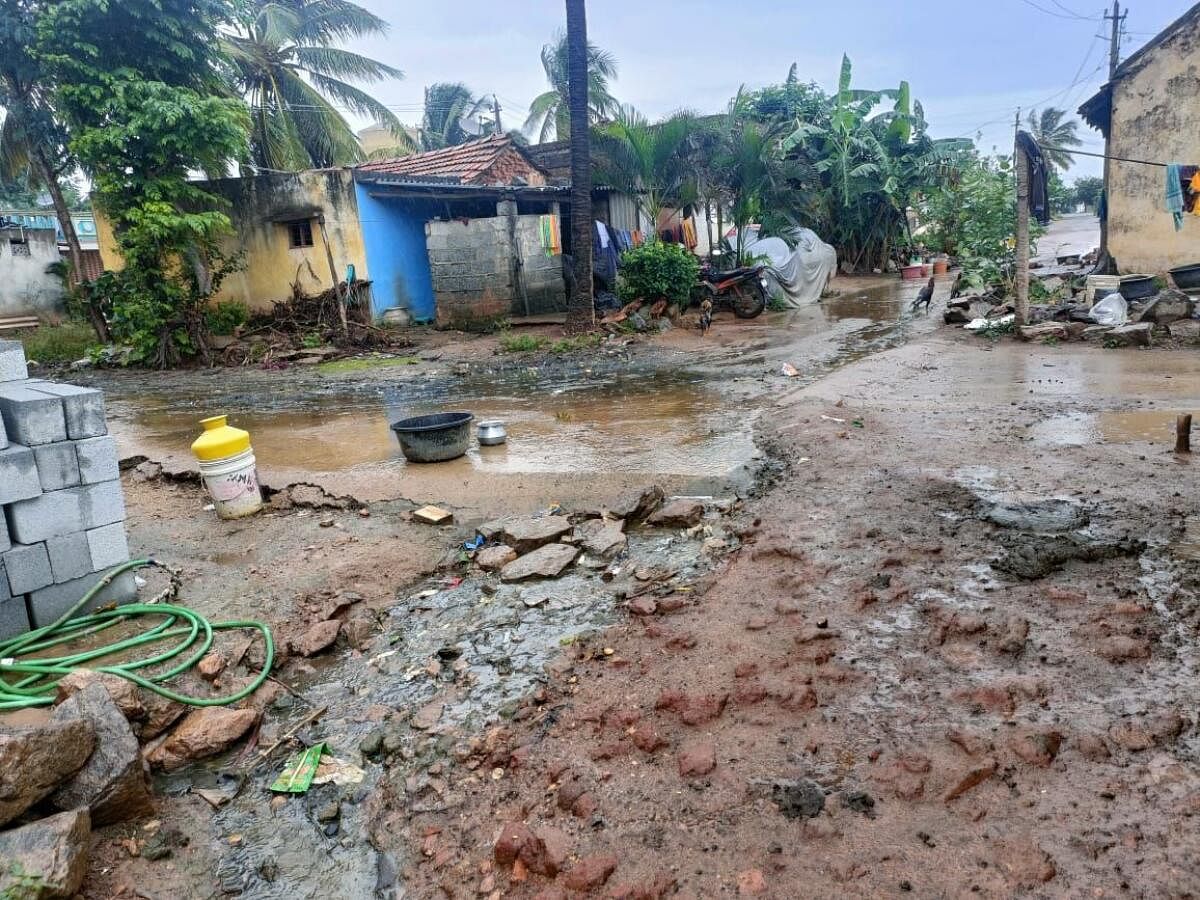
[1031, 409, 1194, 447]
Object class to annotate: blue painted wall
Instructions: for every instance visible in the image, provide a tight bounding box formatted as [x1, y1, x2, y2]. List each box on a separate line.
[354, 183, 439, 322]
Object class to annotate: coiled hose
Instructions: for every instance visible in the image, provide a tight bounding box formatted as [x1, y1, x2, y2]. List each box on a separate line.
[0, 559, 274, 712]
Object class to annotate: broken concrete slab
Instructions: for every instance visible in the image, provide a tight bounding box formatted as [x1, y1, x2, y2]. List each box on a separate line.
[0, 808, 90, 898]
[1168, 319, 1200, 343]
[0, 718, 95, 826]
[49, 682, 154, 826]
[1018, 323, 1069, 342]
[484, 515, 573, 554]
[413, 505, 453, 525]
[575, 518, 627, 558]
[1138, 290, 1193, 325]
[647, 498, 705, 528]
[147, 707, 260, 771]
[1107, 322, 1153, 347]
[500, 543, 579, 582]
[607, 484, 665, 522]
[476, 544, 517, 571]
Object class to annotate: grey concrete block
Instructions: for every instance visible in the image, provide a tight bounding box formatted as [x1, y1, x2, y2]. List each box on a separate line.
[28, 570, 137, 627]
[74, 436, 119, 485]
[0, 515, 9, 554]
[0, 443, 41, 505]
[0, 340, 28, 383]
[0, 594, 30, 641]
[78, 481, 125, 530]
[46, 532, 92, 584]
[85, 523, 129, 572]
[33, 442, 81, 491]
[0, 561, 8, 601]
[0, 384, 67, 445]
[0, 405, 6, 449]
[5, 487, 83, 543]
[3, 542, 53, 594]
[25, 382, 107, 439]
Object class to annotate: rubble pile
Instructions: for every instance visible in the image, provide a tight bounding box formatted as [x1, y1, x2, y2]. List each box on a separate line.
[0, 340, 133, 640]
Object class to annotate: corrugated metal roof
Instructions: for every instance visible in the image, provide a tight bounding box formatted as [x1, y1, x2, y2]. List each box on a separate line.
[356, 134, 532, 184]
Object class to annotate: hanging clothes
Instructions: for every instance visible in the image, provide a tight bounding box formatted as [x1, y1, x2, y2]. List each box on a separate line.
[1166, 163, 1186, 231]
[1184, 166, 1200, 215]
[595, 220, 610, 249]
[592, 221, 620, 287]
[539, 215, 561, 256]
[1016, 131, 1050, 226]
[681, 219, 698, 250]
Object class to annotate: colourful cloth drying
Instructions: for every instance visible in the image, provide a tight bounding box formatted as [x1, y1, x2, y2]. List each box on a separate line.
[539, 215, 562, 256]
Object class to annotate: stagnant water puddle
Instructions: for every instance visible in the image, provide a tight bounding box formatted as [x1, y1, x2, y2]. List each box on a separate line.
[1030, 409, 1196, 447]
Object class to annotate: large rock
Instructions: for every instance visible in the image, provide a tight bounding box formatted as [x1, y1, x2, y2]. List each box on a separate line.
[1139, 290, 1194, 324]
[647, 498, 704, 528]
[55, 670, 146, 723]
[49, 682, 154, 826]
[607, 485, 665, 522]
[476, 544, 517, 571]
[1018, 323, 1068, 342]
[290, 619, 340, 657]
[500, 543, 579, 582]
[1107, 322, 1153, 347]
[147, 707, 259, 771]
[1169, 319, 1200, 343]
[492, 515, 573, 554]
[0, 719, 94, 827]
[0, 808, 90, 898]
[575, 518, 627, 558]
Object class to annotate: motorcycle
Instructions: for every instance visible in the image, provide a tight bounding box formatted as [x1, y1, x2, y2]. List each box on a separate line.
[697, 263, 769, 319]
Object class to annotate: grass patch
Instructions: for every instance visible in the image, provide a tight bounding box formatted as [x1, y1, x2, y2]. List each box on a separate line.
[317, 355, 420, 375]
[549, 333, 604, 354]
[499, 333, 550, 353]
[9, 321, 96, 364]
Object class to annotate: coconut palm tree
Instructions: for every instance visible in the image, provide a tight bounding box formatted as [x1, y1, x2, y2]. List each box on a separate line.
[525, 30, 618, 143]
[419, 82, 492, 151]
[1026, 107, 1082, 171]
[564, 0, 594, 334]
[223, 0, 406, 170]
[593, 106, 696, 228]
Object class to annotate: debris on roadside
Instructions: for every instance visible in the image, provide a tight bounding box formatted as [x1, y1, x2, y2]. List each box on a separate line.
[413, 505, 454, 525]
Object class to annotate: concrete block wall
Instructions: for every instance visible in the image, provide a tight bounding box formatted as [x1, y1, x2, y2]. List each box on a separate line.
[514, 216, 566, 315]
[0, 340, 134, 640]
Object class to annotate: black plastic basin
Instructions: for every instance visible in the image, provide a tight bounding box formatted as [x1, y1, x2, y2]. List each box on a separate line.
[1169, 263, 1200, 292]
[1119, 275, 1156, 301]
[390, 412, 474, 463]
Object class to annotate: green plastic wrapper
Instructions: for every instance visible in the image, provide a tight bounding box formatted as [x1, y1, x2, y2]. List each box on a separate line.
[271, 743, 326, 793]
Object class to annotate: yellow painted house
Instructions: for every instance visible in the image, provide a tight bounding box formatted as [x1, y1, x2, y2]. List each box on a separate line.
[96, 168, 368, 313]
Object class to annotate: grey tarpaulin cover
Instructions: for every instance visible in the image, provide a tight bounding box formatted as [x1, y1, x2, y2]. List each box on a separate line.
[732, 227, 838, 308]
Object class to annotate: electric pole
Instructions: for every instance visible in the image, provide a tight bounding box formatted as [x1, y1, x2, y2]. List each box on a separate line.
[1098, 1, 1126, 269]
[493, 95, 503, 135]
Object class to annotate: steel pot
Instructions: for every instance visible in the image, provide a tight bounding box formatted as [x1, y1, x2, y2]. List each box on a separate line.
[477, 420, 507, 446]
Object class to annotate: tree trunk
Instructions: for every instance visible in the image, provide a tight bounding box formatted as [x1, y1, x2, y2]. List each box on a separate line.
[33, 150, 110, 342]
[1015, 137, 1030, 326]
[563, 0, 594, 334]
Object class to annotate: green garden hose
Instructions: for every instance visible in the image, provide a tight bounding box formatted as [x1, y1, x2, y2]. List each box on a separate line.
[0, 559, 274, 712]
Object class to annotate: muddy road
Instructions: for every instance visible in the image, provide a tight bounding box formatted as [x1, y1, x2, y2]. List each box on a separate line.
[26, 275, 1200, 898]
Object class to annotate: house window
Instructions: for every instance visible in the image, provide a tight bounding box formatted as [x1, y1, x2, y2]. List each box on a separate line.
[9, 237, 30, 258]
[285, 219, 314, 249]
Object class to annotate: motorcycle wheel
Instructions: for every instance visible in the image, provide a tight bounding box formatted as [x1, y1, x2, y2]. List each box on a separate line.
[730, 282, 767, 319]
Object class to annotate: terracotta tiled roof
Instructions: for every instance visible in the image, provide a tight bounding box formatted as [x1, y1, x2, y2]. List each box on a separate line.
[357, 134, 539, 185]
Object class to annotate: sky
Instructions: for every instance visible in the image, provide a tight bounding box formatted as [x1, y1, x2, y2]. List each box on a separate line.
[350, 0, 1191, 180]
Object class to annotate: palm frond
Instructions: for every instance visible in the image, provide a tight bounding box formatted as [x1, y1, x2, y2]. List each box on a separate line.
[0, 111, 32, 183]
[296, 0, 391, 43]
[293, 46, 401, 81]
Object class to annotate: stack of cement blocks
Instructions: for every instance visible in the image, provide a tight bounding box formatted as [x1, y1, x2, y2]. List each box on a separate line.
[0, 340, 135, 640]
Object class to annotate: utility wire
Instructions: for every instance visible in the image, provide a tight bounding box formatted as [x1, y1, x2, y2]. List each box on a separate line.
[1016, 0, 1102, 20]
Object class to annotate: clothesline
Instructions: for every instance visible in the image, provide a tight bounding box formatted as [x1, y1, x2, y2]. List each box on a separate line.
[1037, 143, 1170, 169]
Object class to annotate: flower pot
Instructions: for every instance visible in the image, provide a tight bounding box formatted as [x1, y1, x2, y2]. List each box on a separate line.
[901, 265, 925, 281]
[933, 260, 949, 276]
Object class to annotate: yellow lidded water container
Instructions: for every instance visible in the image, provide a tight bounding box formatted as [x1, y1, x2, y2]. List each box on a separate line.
[191, 415, 263, 519]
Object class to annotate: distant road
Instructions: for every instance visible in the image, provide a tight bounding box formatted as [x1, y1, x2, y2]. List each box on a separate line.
[1033, 213, 1100, 264]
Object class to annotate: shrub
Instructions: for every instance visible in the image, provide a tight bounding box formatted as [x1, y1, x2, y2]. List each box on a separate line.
[499, 333, 549, 353]
[617, 241, 700, 307]
[204, 300, 249, 335]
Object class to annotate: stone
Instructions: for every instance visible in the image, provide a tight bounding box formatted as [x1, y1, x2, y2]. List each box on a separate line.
[85, 522, 130, 571]
[655, 689, 726, 725]
[25, 382, 107, 438]
[413, 505, 453, 525]
[3, 541, 53, 594]
[0, 443, 41, 504]
[563, 854, 620, 892]
[492, 515, 573, 554]
[1018, 323, 1068, 342]
[575, 518, 626, 558]
[500, 543, 579, 582]
[476, 544, 517, 571]
[45, 532, 92, 584]
[996, 616, 1030, 654]
[198, 652, 226, 680]
[74, 435, 120, 484]
[33, 442, 80, 491]
[628, 596, 657, 616]
[0, 383, 67, 445]
[996, 836, 1056, 888]
[522, 826, 570, 877]
[147, 707, 259, 771]
[411, 699, 444, 731]
[291, 620, 340, 657]
[647, 498, 704, 528]
[943, 758, 997, 802]
[1169, 318, 1200, 343]
[677, 739, 716, 777]
[0, 808, 90, 898]
[766, 778, 826, 819]
[49, 682, 154, 826]
[1007, 727, 1062, 767]
[0, 339, 29, 383]
[54, 670, 145, 723]
[737, 870, 768, 896]
[1107, 322, 1152, 347]
[1139, 289, 1193, 324]
[0, 719, 94, 826]
[607, 484, 665, 522]
[494, 822, 536, 866]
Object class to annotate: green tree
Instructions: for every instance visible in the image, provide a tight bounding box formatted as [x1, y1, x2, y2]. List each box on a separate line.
[525, 30, 618, 143]
[419, 82, 491, 151]
[39, 0, 250, 366]
[223, 0, 405, 170]
[0, 0, 89, 301]
[1072, 174, 1103, 211]
[592, 107, 695, 229]
[1026, 107, 1081, 172]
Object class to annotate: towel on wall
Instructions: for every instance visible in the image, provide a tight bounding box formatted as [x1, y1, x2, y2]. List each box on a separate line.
[1166, 163, 1185, 231]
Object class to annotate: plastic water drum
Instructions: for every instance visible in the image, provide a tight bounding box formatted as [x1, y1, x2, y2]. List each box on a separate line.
[191, 415, 263, 519]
